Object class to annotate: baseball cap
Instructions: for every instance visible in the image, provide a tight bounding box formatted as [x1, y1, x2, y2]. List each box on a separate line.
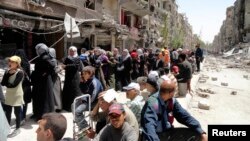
[172, 66, 179, 73]
[8, 56, 21, 67]
[109, 103, 125, 115]
[98, 89, 117, 103]
[123, 82, 140, 91]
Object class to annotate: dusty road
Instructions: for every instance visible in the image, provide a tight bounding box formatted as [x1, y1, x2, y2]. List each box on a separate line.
[188, 56, 250, 132]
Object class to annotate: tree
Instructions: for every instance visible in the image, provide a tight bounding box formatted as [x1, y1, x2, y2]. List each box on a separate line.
[160, 14, 169, 48]
[171, 26, 184, 49]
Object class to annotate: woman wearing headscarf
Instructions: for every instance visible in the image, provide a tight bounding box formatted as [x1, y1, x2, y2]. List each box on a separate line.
[48, 48, 62, 111]
[116, 49, 132, 90]
[12, 49, 31, 121]
[137, 48, 145, 77]
[61, 46, 83, 112]
[131, 48, 139, 81]
[30, 43, 56, 120]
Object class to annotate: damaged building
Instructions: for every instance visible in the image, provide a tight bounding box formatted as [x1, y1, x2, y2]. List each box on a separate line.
[212, 0, 250, 53]
[0, 0, 195, 60]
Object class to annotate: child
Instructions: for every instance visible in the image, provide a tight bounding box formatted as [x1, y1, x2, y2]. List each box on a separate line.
[1, 56, 24, 138]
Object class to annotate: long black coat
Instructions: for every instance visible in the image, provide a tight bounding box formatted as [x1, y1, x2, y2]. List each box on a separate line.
[31, 53, 56, 120]
[62, 57, 83, 112]
[117, 56, 132, 88]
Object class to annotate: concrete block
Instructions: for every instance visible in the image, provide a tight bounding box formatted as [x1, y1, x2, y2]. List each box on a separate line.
[211, 77, 218, 81]
[199, 79, 207, 83]
[198, 100, 210, 110]
[231, 91, 237, 95]
[221, 82, 228, 86]
[243, 75, 248, 79]
[196, 91, 210, 98]
[201, 75, 209, 79]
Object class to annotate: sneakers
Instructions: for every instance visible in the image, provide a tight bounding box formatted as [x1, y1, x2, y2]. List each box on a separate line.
[7, 128, 21, 138]
[20, 120, 25, 126]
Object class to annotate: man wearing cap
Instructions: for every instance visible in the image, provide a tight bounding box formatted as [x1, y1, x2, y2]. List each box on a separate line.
[141, 80, 207, 141]
[92, 103, 138, 141]
[123, 82, 144, 123]
[88, 89, 139, 138]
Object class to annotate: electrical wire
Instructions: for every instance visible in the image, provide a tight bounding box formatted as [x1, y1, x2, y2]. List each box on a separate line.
[14, 26, 64, 35]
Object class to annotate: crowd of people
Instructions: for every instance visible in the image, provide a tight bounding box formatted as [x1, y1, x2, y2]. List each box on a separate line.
[0, 42, 206, 141]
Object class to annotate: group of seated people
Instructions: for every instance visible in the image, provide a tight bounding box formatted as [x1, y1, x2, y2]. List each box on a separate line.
[35, 66, 208, 141]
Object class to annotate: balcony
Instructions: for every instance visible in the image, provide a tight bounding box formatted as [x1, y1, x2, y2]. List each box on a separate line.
[48, 0, 78, 8]
[120, 0, 150, 16]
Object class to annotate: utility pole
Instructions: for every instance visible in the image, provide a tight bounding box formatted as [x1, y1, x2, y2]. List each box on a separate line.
[70, 17, 73, 46]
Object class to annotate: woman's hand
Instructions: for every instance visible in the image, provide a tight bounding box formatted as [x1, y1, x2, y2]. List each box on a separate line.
[8, 69, 16, 74]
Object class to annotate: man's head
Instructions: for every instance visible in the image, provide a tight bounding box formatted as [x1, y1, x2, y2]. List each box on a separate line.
[164, 67, 170, 75]
[146, 71, 159, 94]
[81, 66, 95, 81]
[94, 47, 101, 56]
[159, 80, 176, 101]
[171, 66, 179, 75]
[155, 53, 160, 59]
[137, 76, 147, 90]
[98, 89, 116, 112]
[123, 82, 140, 101]
[113, 48, 119, 56]
[195, 44, 200, 48]
[148, 48, 153, 53]
[81, 48, 86, 54]
[108, 103, 126, 129]
[178, 53, 186, 62]
[36, 113, 67, 141]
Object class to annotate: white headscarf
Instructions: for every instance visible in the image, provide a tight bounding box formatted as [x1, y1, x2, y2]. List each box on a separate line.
[137, 49, 143, 56]
[35, 43, 49, 56]
[122, 49, 130, 61]
[49, 48, 56, 58]
[68, 46, 78, 59]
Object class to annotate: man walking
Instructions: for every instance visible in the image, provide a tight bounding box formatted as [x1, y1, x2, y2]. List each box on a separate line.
[195, 44, 203, 72]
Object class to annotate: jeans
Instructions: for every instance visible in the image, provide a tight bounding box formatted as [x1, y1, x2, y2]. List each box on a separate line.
[74, 100, 89, 130]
